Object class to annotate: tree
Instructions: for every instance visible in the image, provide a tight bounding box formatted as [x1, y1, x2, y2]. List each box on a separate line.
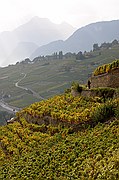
[111, 39, 118, 46]
[93, 43, 99, 51]
[59, 51, 63, 59]
[100, 42, 111, 49]
[76, 51, 85, 60]
[55, 52, 58, 59]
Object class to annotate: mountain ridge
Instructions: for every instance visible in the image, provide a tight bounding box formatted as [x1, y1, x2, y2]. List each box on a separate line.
[31, 19, 119, 59]
[1, 18, 119, 66]
[0, 16, 75, 66]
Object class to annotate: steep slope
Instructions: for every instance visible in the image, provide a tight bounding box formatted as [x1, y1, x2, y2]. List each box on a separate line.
[1, 46, 119, 109]
[65, 19, 119, 52]
[0, 93, 119, 179]
[14, 17, 75, 46]
[31, 40, 64, 58]
[31, 20, 119, 58]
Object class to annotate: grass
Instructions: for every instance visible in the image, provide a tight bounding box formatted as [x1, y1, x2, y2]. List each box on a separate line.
[0, 45, 119, 108]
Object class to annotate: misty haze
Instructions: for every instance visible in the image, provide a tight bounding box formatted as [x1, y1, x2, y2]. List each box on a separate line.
[0, 0, 119, 179]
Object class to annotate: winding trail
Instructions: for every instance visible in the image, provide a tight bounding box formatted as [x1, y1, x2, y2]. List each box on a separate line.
[15, 73, 28, 91]
[15, 73, 45, 100]
[0, 73, 45, 113]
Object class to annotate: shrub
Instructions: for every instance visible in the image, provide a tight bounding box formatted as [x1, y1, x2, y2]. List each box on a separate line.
[91, 87, 115, 101]
[71, 82, 82, 93]
[114, 98, 119, 119]
[91, 101, 115, 123]
[65, 88, 71, 94]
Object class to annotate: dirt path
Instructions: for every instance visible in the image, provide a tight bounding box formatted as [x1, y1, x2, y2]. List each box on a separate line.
[15, 73, 45, 100]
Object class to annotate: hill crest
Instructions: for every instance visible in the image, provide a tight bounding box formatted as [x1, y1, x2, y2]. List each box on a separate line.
[31, 19, 119, 59]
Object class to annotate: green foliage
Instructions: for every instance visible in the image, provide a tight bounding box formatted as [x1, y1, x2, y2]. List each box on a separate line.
[114, 98, 119, 119]
[93, 59, 119, 76]
[1, 40, 119, 179]
[93, 43, 99, 51]
[1, 45, 119, 108]
[0, 89, 119, 179]
[91, 87, 116, 100]
[76, 51, 85, 60]
[71, 82, 83, 93]
[0, 118, 119, 179]
[91, 100, 115, 123]
[93, 39, 119, 52]
[15, 93, 119, 131]
[64, 88, 71, 94]
[17, 94, 99, 125]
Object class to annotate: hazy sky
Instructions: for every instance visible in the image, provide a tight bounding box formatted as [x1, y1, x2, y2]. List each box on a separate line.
[0, 0, 119, 32]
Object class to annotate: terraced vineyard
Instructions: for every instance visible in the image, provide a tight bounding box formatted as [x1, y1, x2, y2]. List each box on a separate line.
[18, 92, 119, 126]
[0, 88, 119, 179]
[0, 44, 119, 108]
[0, 50, 119, 179]
[0, 116, 119, 179]
[93, 59, 119, 76]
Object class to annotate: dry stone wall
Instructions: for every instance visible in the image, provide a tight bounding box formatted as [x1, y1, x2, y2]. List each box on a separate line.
[90, 68, 119, 88]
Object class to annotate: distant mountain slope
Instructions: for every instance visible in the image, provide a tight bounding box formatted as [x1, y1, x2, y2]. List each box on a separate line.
[14, 17, 75, 46]
[5, 42, 38, 66]
[1, 44, 119, 108]
[0, 16, 75, 66]
[31, 40, 64, 58]
[65, 20, 119, 52]
[31, 20, 119, 59]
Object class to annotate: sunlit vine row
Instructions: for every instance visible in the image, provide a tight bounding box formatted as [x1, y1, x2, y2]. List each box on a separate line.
[93, 59, 119, 76]
[17, 93, 103, 124]
[0, 118, 119, 179]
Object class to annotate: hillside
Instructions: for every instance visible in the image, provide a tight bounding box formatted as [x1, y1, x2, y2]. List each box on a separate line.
[91, 59, 119, 88]
[0, 58, 119, 179]
[0, 89, 119, 179]
[1, 19, 119, 66]
[0, 44, 119, 111]
[31, 19, 119, 58]
[0, 120, 119, 179]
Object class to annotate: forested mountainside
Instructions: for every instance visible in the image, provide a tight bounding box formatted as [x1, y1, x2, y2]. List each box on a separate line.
[0, 59, 119, 179]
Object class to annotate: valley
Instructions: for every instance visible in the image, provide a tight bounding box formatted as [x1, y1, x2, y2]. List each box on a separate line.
[0, 60, 119, 178]
[0, 3, 119, 179]
[0, 47, 119, 179]
[0, 44, 119, 109]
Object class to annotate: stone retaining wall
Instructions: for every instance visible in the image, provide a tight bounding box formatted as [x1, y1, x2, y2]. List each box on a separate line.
[90, 68, 119, 88]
